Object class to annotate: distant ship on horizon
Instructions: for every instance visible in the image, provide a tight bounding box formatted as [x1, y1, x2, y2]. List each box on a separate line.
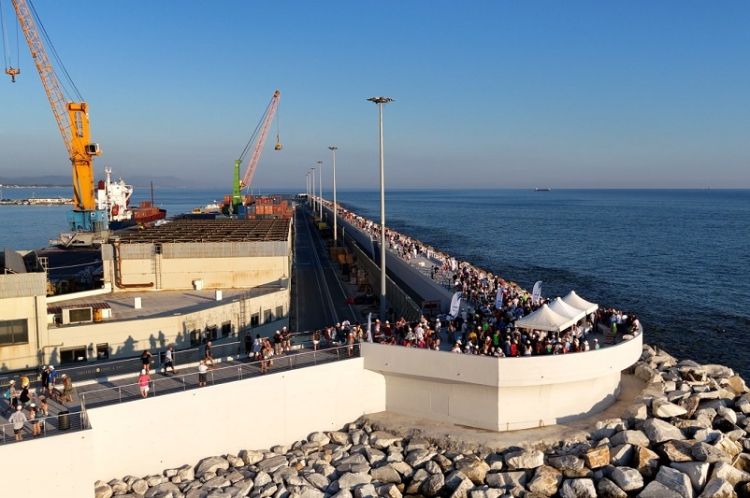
[535, 187, 552, 192]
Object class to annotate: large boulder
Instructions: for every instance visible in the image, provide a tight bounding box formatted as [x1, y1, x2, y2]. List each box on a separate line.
[527, 465, 562, 497]
[369, 432, 401, 449]
[584, 446, 610, 469]
[643, 418, 685, 443]
[653, 398, 688, 418]
[596, 477, 627, 498]
[370, 465, 401, 484]
[610, 430, 650, 448]
[638, 480, 683, 498]
[337, 472, 372, 490]
[711, 462, 750, 486]
[655, 466, 693, 498]
[698, 478, 737, 498]
[195, 456, 230, 476]
[420, 473, 445, 496]
[610, 466, 644, 492]
[671, 461, 710, 492]
[455, 457, 490, 485]
[504, 449, 544, 470]
[559, 478, 597, 498]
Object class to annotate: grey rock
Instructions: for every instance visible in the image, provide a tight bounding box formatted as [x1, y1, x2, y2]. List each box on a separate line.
[258, 455, 289, 473]
[255, 471, 273, 488]
[196, 456, 230, 476]
[177, 464, 195, 482]
[548, 455, 585, 472]
[643, 418, 685, 443]
[95, 483, 113, 498]
[455, 457, 490, 485]
[423, 460, 442, 475]
[405, 439, 429, 452]
[638, 481, 682, 498]
[330, 490, 354, 498]
[144, 482, 182, 498]
[420, 473, 444, 496]
[527, 465, 562, 497]
[203, 475, 231, 490]
[308, 432, 330, 446]
[610, 430, 650, 448]
[671, 461, 710, 492]
[711, 461, 750, 486]
[444, 471, 473, 498]
[559, 478, 597, 498]
[329, 431, 349, 445]
[485, 471, 527, 489]
[596, 477, 627, 498]
[378, 483, 402, 498]
[718, 406, 738, 425]
[405, 449, 434, 468]
[365, 448, 386, 465]
[697, 478, 737, 498]
[504, 449, 544, 470]
[610, 466, 644, 492]
[369, 432, 401, 449]
[370, 465, 401, 484]
[433, 453, 453, 472]
[108, 479, 128, 495]
[273, 467, 298, 484]
[354, 483, 378, 498]
[131, 479, 149, 495]
[145, 475, 163, 487]
[305, 473, 329, 490]
[691, 442, 731, 463]
[337, 472, 372, 490]
[653, 398, 688, 418]
[660, 439, 695, 463]
[610, 444, 633, 467]
[388, 461, 413, 478]
[655, 466, 693, 498]
[240, 449, 266, 466]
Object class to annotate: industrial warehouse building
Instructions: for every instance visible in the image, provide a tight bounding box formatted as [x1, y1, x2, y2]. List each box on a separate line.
[0, 219, 292, 371]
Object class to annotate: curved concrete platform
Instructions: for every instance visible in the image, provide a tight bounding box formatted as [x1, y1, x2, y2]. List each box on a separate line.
[361, 331, 643, 431]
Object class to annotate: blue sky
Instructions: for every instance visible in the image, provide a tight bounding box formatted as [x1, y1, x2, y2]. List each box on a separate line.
[0, 1, 748, 189]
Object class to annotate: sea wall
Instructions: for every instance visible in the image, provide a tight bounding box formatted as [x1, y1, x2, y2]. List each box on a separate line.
[362, 332, 643, 431]
[0, 357, 386, 496]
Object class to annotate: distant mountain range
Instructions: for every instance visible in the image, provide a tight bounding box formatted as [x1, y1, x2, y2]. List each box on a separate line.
[0, 174, 198, 188]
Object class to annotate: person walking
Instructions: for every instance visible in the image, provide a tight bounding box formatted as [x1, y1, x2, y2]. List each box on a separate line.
[6, 379, 19, 413]
[9, 404, 27, 441]
[197, 360, 208, 387]
[47, 366, 58, 395]
[141, 350, 153, 374]
[60, 374, 74, 404]
[28, 403, 41, 437]
[163, 345, 176, 375]
[138, 369, 150, 398]
[203, 341, 215, 369]
[40, 365, 50, 395]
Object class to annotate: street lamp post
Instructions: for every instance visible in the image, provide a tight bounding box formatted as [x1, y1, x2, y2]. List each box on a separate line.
[328, 146, 338, 245]
[317, 160, 323, 219]
[309, 167, 315, 213]
[367, 96, 394, 321]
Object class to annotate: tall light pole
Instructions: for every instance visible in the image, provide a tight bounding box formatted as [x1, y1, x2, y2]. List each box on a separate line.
[367, 96, 394, 321]
[309, 167, 315, 213]
[328, 146, 338, 245]
[306, 172, 311, 204]
[317, 160, 323, 219]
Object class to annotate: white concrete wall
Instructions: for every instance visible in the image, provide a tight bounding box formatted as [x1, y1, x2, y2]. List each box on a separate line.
[362, 333, 643, 431]
[0, 358, 384, 496]
[0, 273, 48, 370]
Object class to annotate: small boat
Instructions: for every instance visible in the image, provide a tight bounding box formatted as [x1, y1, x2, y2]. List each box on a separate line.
[535, 188, 552, 192]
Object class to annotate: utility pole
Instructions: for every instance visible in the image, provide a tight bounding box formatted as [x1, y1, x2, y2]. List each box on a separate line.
[367, 96, 394, 321]
[328, 146, 338, 245]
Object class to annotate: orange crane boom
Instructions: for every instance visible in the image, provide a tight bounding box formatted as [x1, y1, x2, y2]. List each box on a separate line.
[6, 0, 104, 231]
[240, 89, 281, 189]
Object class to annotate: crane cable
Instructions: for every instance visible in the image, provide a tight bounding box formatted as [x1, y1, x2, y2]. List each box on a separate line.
[0, 0, 12, 71]
[237, 95, 274, 163]
[27, 0, 83, 102]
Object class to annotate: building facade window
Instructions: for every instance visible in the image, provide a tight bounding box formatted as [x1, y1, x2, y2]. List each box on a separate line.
[0, 319, 29, 346]
[250, 313, 260, 327]
[96, 343, 110, 360]
[221, 322, 232, 338]
[276, 306, 284, 319]
[60, 346, 87, 364]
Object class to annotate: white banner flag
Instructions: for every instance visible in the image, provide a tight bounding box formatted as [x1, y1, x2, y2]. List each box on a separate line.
[494, 288, 504, 309]
[531, 281, 543, 305]
[449, 292, 462, 318]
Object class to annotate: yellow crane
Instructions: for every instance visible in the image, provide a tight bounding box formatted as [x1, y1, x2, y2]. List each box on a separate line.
[2, 0, 106, 232]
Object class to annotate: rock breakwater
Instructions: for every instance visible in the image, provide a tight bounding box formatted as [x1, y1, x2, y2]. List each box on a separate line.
[99, 344, 750, 498]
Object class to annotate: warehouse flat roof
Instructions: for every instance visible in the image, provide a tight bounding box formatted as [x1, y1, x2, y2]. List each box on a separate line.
[114, 219, 290, 243]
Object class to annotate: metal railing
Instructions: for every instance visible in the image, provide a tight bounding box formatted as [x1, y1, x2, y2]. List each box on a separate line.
[1, 409, 90, 445]
[79, 343, 361, 409]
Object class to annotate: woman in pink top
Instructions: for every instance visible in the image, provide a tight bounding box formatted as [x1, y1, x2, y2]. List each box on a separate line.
[138, 369, 150, 398]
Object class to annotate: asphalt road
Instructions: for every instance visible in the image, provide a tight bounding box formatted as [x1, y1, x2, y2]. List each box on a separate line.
[291, 205, 358, 332]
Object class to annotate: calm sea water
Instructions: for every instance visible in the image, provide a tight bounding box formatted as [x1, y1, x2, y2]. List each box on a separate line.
[1, 187, 749, 374]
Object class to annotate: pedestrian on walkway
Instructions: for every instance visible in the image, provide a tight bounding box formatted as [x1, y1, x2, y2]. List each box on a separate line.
[28, 403, 41, 437]
[138, 369, 150, 398]
[312, 330, 320, 351]
[6, 379, 19, 412]
[60, 374, 74, 404]
[204, 341, 215, 369]
[40, 365, 50, 394]
[163, 345, 176, 375]
[9, 404, 27, 441]
[141, 350, 153, 374]
[251, 334, 262, 361]
[47, 366, 58, 395]
[198, 360, 208, 387]
[38, 396, 49, 417]
[273, 331, 283, 356]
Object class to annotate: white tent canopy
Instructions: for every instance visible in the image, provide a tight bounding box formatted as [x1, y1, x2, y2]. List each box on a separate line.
[514, 304, 576, 332]
[548, 297, 587, 322]
[561, 291, 598, 315]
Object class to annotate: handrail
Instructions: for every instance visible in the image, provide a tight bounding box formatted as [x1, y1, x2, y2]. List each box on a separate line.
[0, 409, 90, 445]
[79, 343, 361, 407]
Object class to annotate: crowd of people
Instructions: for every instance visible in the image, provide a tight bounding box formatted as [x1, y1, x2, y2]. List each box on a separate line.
[332, 201, 641, 358]
[2, 365, 72, 441]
